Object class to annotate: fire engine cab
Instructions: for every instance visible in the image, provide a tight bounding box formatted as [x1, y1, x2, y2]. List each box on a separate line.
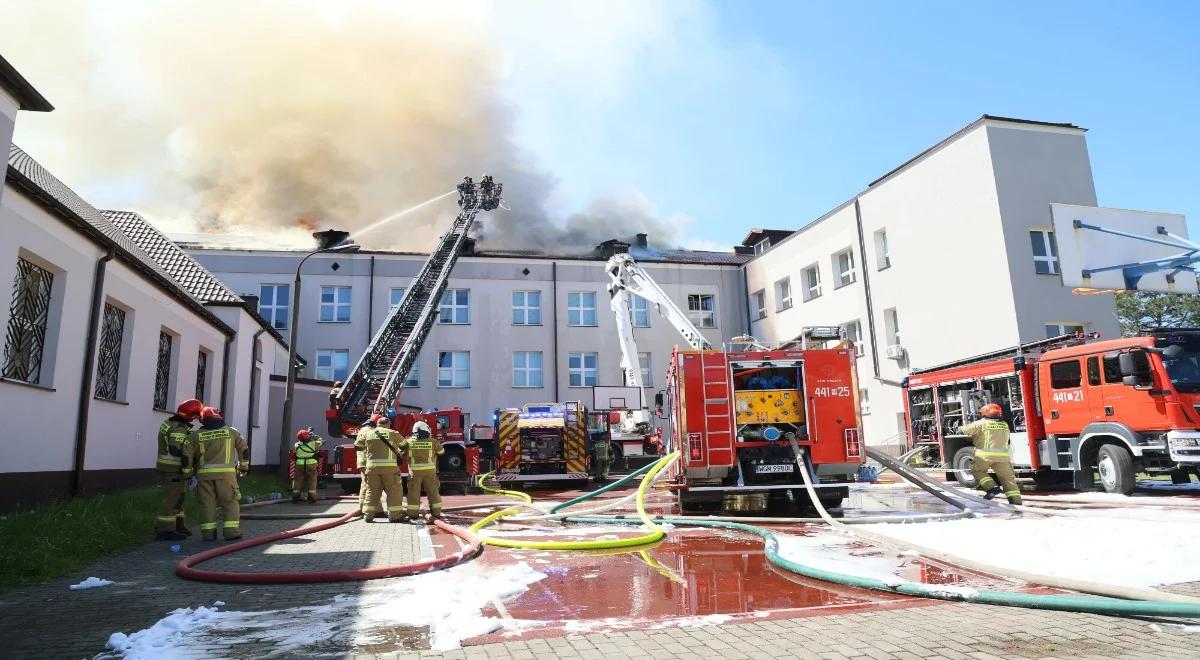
[903, 329, 1200, 494]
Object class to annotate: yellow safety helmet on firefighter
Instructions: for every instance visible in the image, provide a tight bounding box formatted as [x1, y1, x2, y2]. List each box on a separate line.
[412, 420, 432, 438]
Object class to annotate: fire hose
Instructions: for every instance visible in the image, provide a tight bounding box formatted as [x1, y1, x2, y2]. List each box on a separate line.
[176, 496, 488, 584]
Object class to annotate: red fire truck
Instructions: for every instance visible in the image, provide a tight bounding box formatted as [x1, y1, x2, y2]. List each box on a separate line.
[902, 329, 1200, 494]
[663, 337, 865, 512]
[492, 402, 592, 484]
[326, 407, 483, 493]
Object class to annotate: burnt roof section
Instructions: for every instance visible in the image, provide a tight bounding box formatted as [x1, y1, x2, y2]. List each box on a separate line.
[6, 144, 232, 335]
[0, 53, 53, 112]
[868, 114, 1083, 188]
[103, 210, 241, 304]
[740, 228, 794, 247]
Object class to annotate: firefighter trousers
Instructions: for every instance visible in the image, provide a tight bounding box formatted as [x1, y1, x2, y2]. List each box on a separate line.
[364, 470, 405, 521]
[196, 476, 241, 540]
[406, 469, 441, 516]
[972, 455, 1022, 504]
[292, 463, 318, 499]
[593, 446, 610, 480]
[156, 473, 187, 532]
[358, 474, 368, 511]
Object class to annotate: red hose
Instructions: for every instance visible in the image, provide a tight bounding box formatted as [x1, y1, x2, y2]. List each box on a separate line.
[176, 507, 483, 584]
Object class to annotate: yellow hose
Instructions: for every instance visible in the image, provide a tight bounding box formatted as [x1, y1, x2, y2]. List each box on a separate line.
[470, 452, 679, 550]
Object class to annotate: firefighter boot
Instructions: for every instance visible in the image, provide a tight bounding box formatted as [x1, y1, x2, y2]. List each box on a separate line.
[392, 514, 410, 523]
[984, 486, 1002, 500]
[155, 529, 188, 541]
[175, 517, 193, 537]
[292, 492, 302, 503]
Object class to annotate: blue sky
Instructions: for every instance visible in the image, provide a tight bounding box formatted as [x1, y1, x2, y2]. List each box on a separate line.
[497, 1, 1200, 247]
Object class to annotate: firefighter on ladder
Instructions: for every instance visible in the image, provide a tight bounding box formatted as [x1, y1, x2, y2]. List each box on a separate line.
[402, 420, 444, 522]
[292, 428, 323, 503]
[962, 403, 1022, 505]
[154, 398, 203, 541]
[189, 407, 250, 541]
[356, 416, 407, 523]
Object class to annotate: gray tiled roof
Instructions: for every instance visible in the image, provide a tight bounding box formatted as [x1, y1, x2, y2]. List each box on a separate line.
[103, 210, 242, 303]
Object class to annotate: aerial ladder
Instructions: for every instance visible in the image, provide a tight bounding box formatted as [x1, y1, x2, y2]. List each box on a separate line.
[330, 176, 502, 434]
[605, 252, 711, 435]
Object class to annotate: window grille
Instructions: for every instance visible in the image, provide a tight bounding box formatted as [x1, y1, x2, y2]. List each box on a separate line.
[195, 350, 208, 400]
[154, 331, 173, 410]
[95, 303, 126, 400]
[2, 258, 54, 383]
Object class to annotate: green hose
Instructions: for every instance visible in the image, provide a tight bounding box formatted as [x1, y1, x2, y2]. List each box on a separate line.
[548, 459, 660, 513]
[567, 515, 1200, 618]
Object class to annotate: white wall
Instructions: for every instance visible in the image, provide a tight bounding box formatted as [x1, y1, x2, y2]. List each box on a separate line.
[0, 87, 17, 207]
[208, 305, 283, 466]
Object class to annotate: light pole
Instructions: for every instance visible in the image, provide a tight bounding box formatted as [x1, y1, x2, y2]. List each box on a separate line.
[279, 230, 359, 472]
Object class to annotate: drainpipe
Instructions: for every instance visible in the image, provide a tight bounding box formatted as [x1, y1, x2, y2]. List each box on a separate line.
[552, 262, 559, 401]
[244, 326, 267, 460]
[740, 264, 753, 341]
[219, 333, 232, 411]
[853, 198, 881, 380]
[72, 248, 115, 497]
[366, 255, 375, 345]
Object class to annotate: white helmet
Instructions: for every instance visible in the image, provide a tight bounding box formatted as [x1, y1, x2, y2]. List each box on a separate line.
[412, 421, 432, 437]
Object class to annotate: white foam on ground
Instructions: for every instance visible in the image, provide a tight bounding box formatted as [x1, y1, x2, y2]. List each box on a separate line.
[68, 577, 113, 590]
[102, 562, 546, 657]
[860, 515, 1200, 587]
[772, 532, 912, 584]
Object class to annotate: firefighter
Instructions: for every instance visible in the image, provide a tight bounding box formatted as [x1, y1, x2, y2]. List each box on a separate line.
[329, 380, 343, 409]
[591, 433, 611, 482]
[154, 398, 203, 541]
[962, 403, 1022, 505]
[403, 420, 444, 521]
[292, 428, 324, 503]
[190, 406, 250, 541]
[356, 416, 406, 522]
[354, 415, 379, 513]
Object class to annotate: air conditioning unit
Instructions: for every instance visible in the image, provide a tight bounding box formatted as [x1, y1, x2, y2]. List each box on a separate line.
[885, 344, 906, 360]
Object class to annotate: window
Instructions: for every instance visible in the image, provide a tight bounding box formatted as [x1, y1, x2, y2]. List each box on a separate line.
[1050, 360, 1082, 389]
[1031, 230, 1059, 275]
[512, 351, 544, 388]
[1045, 323, 1085, 339]
[774, 278, 791, 312]
[2, 257, 54, 383]
[439, 289, 470, 325]
[568, 352, 599, 387]
[629, 294, 650, 327]
[844, 319, 864, 357]
[404, 358, 420, 388]
[860, 388, 870, 415]
[512, 291, 542, 325]
[95, 303, 126, 400]
[153, 331, 174, 410]
[687, 294, 716, 328]
[259, 284, 290, 330]
[319, 286, 352, 323]
[196, 349, 209, 400]
[801, 265, 821, 301]
[1087, 356, 1101, 386]
[833, 249, 856, 288]
[1102, 354, 1123, 383]
[390, 287, 406, 308]
[315, 349, 349, 382]
[753, 290, 767, 320]
[753, 239, 771, 255]
[438, 351, 470, 387]
[639, 352, 652, 387]
[567, 292, 598, 327]
[874, 229, 890, 270]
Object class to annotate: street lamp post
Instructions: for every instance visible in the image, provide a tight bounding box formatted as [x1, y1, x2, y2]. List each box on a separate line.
[279, 230, 358, 472]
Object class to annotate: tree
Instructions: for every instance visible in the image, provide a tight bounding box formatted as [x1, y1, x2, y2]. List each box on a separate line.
[1115, 291, 1200, 336]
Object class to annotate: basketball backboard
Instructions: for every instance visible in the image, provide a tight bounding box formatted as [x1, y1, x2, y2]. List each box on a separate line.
[590, 385, 644, 411]
[1050, 203, 1198, 294]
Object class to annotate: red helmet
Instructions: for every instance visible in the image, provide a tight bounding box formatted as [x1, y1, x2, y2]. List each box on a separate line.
[200, 406, 224, 423]
[176, 399, 204, 420]
[369, 413, 384, 424]
[979, 403, 1003, 418]
[297, 429, 313, 441]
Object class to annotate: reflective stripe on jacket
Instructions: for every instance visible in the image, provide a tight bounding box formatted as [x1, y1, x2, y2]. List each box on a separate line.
[961, 418, 1011, 457]
[293, 438, 324, 465]
[355, 428, 402, 472]
[157, 418, 191, 473]
[190, 426, 248, 479]
[405, 436, 443, 472]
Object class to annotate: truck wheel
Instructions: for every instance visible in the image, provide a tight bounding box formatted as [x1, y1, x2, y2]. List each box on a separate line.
[442, 447, 465, 474]
[1097, 444, 1135, 495]
[340, 478, 360, 494]
[952, 447, 977, 488]
[610, 442, 624, 469]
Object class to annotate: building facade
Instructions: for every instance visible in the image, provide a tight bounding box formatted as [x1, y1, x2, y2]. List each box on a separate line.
[744, 116, 1121, 449]
[188, 242, 750, 433]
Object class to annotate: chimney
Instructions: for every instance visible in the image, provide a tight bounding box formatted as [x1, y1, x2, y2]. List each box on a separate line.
[593, 239, 631, 259]
[242, 294, 260, 312]
[635, 233, 648, 249]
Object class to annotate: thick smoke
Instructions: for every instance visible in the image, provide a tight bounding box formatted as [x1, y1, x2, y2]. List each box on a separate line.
[1, 1, 693, 252]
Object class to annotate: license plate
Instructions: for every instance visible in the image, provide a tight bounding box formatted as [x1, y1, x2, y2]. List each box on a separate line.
[755, 464, 794, 474]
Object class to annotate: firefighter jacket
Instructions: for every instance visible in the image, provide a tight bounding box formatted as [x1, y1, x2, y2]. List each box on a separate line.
[157, 416, 193, 474]
[354, 427, 372, 469]
[189, 424, 249, 480]
[961, 418, 1011, 459]
[402, 435, 444, 472]
[293, 437, 324, 465]
[355, 427, 403, 473]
